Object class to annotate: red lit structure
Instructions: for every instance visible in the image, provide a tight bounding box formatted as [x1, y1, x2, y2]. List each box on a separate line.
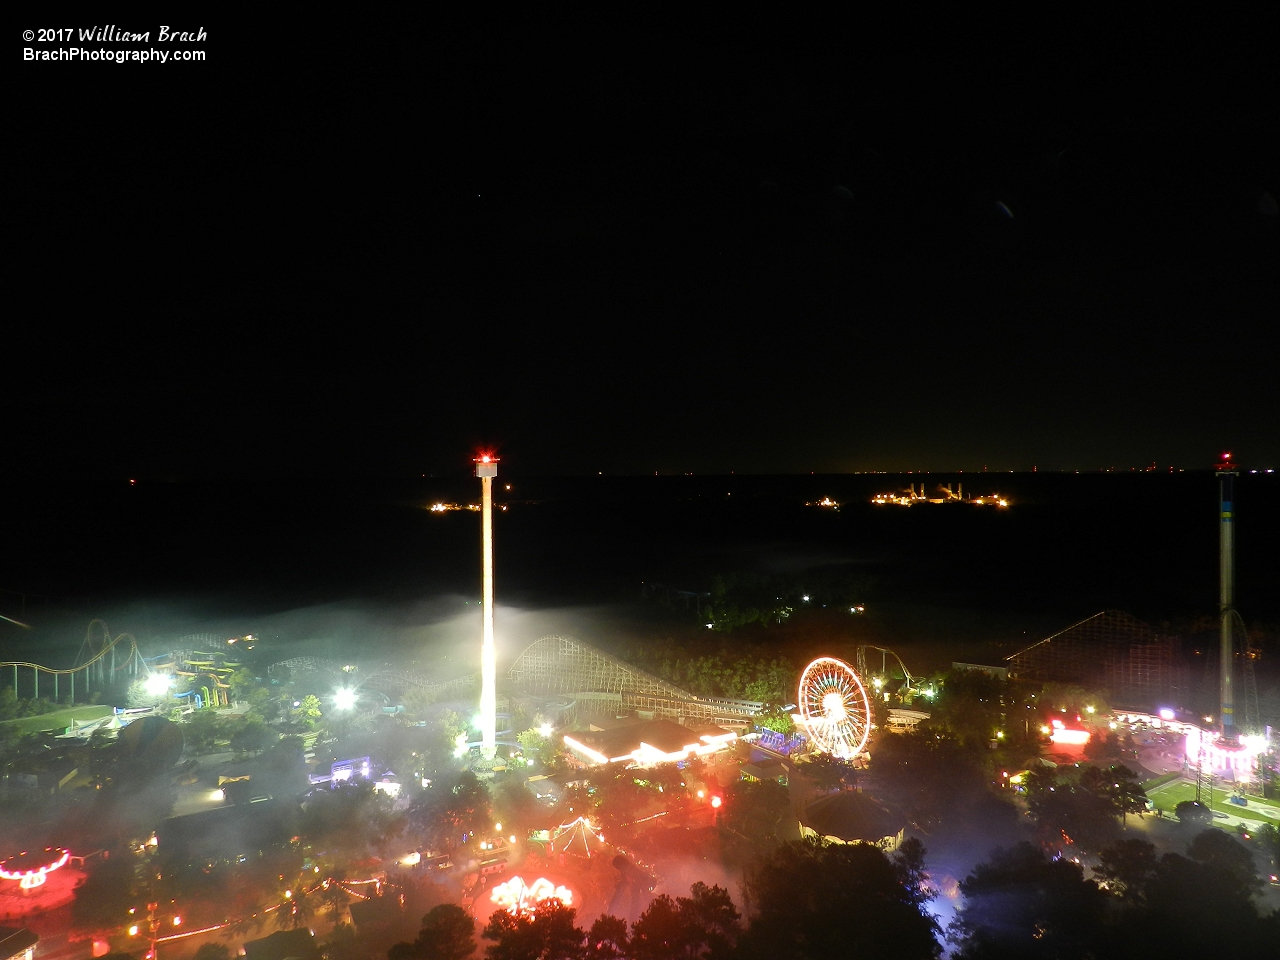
[0, 848, 69, 890]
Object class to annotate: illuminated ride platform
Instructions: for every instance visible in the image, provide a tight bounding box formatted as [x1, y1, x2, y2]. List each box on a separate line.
[1185, 725, 1268, 775]
[0, 848, 82, 917]
[1110, 708, 1269, 776]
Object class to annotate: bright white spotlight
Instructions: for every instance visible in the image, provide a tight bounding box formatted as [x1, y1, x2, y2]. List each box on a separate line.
[538, 722, 554, 738]
[144, 674, 172, 697]
[334, 688, 356, 710]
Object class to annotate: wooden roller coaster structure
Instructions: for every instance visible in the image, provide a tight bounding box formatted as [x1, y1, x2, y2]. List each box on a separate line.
[1, 619, 146, 705]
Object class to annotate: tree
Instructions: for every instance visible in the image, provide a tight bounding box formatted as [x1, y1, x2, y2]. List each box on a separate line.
[1105, 764, 1148, 822]
[302, 782, 403, 859]
[231, 715, 276, 755]
[409, 770, 492, 853]
[482, 899, 585, 960]
[126, 678, 165, 709]
[227, 667, 257, 701]
[1116, 832, 1269, 955]
[389, 904, 476, 960]
[293, 694, 323, 728]
[949, 842, 1106, 959]
[629, 894, 685, 960]
[1256, 822, 1280, 864]
[873, 729, 989, 829]
[675, 882, 740, 959]
[739, 838, 939, 960]
[1094, 837, 1159, 905]
[1175, 799, 1213, 829]
[925, 669, 1006, 751]
[629, 882, 740, 959]
[321, 922, 362, 960]
[184, 708, 223, 752]
[1185, 829, 1262, 900]
[894, 838, 935, 910]
[248, 686, 282, 722]
[516, 727, 553, 768]
[71, 854, 139, 935]
[718, 778, 790, 847]
[584, 915, 629, 960]
[193, 945, 232, 960]
[1024, 764, 1142, 851]
[795, 753, 854, 792]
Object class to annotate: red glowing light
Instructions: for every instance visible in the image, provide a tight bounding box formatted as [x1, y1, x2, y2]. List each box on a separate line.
[489, 876, 573, 915]
[1, 847, 70, 888]
[1048, 719, 1090, 747]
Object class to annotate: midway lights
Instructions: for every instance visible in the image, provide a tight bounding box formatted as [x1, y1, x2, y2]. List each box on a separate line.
[562, 731, 737, 767]
[0, 847, 70, 889]
[1048, 719, 1090, 746]
[490, 876, 573, 915]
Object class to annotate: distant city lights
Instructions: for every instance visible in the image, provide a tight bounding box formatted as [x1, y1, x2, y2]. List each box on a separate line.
[429, 502, 480, 513]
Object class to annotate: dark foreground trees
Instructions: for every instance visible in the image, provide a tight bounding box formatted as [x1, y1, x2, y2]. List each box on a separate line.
[738, 837, 941, 960]
[474, 882, 740, 960]
[388, 903, 476, 960]
[395, 838, 941, 959]
[718, 778, 791, 847]
[482, 900, 587, 960]
[1023, 763, 1148, 851]
[949, 841, 1107, 958]
[1174, 798, 1213, 828]
[951, 830, 1278, 958]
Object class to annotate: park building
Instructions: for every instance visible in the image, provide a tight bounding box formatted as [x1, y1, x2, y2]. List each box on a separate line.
[0, 927, 37, 960]
[798, 791, 906, 852]
[562, 716, 737, 768]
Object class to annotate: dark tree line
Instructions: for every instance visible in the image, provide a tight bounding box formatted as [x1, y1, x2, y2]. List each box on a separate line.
[951, 830, 1279, 958]
[388, 837, 940, 960]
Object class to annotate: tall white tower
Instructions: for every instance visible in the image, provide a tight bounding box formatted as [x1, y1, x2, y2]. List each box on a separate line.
[475, 454, 498, 758]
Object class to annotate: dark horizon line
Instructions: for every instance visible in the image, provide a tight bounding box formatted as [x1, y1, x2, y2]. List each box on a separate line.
[4, 466, 1276, 486]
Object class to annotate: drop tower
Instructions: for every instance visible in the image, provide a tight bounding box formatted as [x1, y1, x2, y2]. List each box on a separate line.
[1217, 452, 1237, 741]
[475, 454, 498, 758]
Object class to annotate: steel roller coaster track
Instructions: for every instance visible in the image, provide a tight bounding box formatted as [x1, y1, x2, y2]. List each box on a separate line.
[2, 619, 145, 703]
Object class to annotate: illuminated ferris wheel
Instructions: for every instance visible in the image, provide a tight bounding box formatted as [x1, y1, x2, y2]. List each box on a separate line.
[798, 657, 872, 759]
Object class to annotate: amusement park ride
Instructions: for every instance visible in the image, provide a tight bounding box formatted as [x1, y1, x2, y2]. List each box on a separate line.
[795, 656, 874, 760]
[0, 619, 253, 711]
[0, 848, 69, 890]
[1, 619, 146, 703]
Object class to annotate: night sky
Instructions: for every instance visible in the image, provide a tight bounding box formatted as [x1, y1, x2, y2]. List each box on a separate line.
[14, 13, 1277, 479]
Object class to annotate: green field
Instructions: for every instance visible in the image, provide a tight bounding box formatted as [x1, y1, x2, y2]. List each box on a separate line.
[0, 704, 113, 736]
[1146, 776, 1280, 830]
